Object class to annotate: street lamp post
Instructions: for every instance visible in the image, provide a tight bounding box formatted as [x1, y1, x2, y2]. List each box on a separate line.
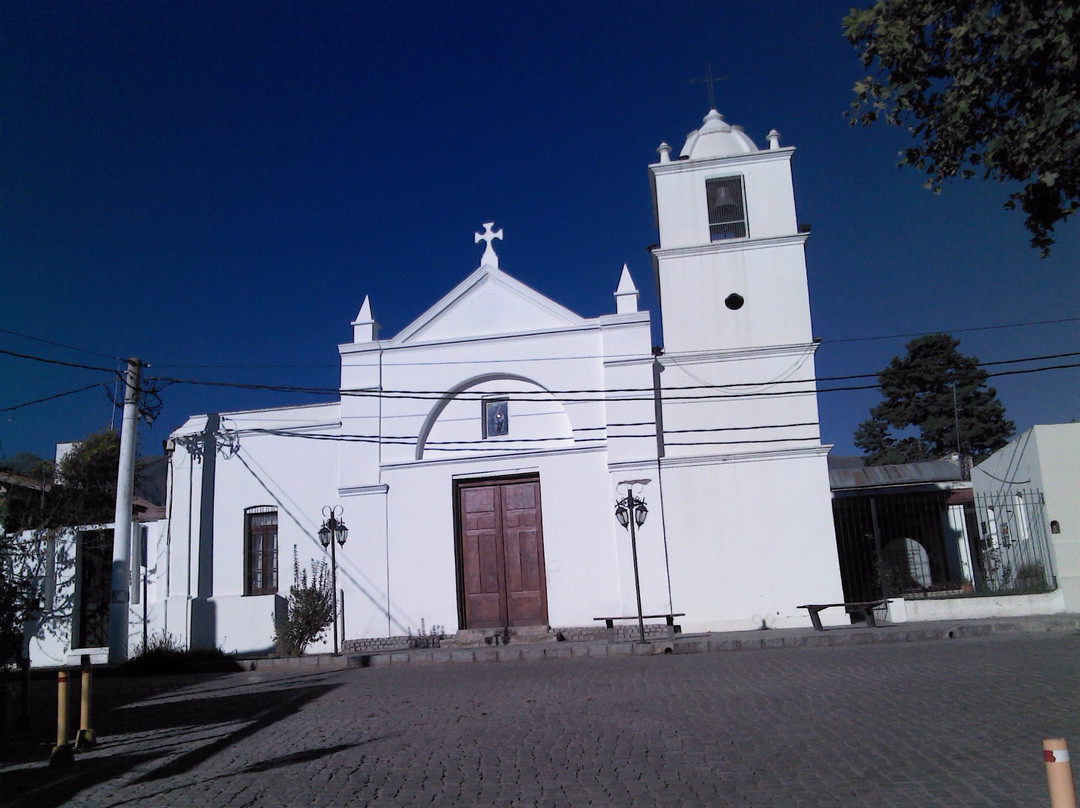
[615, 482, 649, 645]
[318, 505, 348, 654]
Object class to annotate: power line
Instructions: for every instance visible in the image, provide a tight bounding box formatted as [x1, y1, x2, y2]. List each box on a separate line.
[142, 364, 1073, 403]
[142, 349, 1080, 399]
[0, 327, 124, 362]
[0, 383, 108, 413]
[234, 419, 821, 443]
[0, 347, 120, 375]
[2, 342, 1076, 402]
[823, 316, 1080, 345]
[231, 426, 822, 450]
[103, 317, 1080, 369]
[987, 361, 1080, 379]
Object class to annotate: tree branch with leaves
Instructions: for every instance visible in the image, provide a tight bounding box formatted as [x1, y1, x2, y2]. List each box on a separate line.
[845, 1, 1080, 256]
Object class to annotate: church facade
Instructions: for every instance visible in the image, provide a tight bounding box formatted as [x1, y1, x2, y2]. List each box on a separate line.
[149, 110, 847, 655]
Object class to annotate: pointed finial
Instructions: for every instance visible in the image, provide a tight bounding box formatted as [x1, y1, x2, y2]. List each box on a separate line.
[351, 295, 377, 342]
[614, 264, 639, 314]
[474, 222, 503, 268]
[657, 142, 672, 163]
[767, 129, 781, 150]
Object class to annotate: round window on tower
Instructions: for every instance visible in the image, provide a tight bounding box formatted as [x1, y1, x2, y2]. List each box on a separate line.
[725, 293, 745, 310]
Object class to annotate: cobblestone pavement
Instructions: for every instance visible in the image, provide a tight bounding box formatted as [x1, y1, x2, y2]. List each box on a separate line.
[5, 631, 1080, 807]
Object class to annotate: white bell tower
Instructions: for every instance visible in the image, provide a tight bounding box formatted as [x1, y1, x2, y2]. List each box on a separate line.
[647, 109, 845, 631]
[650, 109, 812, 355]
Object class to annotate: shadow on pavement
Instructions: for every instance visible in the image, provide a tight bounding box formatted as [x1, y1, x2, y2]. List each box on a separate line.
[2, 670, 342, 808]
[96, 737, 391, 808]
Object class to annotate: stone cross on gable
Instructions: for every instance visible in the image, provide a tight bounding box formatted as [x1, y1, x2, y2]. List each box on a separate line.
[475, 222, 503, 268]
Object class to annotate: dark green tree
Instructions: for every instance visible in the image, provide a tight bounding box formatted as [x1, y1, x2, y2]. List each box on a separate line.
[0, 452, 53, 478]
[854, 333, 1015, 465]
[0, 523, 26, 666]
[55, 429, 120, 526]
[844, 1, 1080, 256]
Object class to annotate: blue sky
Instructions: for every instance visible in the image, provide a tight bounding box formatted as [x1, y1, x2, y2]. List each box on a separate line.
[2, 1, 1077, 464]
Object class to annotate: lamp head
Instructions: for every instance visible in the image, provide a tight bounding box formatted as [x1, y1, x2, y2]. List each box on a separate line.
[634, 500, 648, 527]
[615, 501, 629, 529]
[318, 523, 331, 548]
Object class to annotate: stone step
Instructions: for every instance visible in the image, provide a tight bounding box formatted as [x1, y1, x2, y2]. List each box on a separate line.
[441, 625, 557, 649]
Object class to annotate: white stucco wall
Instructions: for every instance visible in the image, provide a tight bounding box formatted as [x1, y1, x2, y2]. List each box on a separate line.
[972, 424, 1080, 612]
[903, 591, 1068, 622]
[661, 450, 845, 631]
[20, 520, 168, 668]
[167, 403, 340, 654]
[650, 149, 798, 249]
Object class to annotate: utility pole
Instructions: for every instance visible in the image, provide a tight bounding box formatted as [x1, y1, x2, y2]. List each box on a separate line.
[108, 358, 141, 666]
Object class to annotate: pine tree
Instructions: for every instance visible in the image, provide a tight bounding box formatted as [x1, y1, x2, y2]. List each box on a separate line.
[854, 333, 1014, 465]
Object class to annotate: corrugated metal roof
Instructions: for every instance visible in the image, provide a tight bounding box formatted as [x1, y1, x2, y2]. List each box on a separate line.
[829, 459, 964, 491]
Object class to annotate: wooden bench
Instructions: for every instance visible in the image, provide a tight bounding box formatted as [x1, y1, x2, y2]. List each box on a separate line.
[593, 613, 685, 640]
[797, 601, 888, 631]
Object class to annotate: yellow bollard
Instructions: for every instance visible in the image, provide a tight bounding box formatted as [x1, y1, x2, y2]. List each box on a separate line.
[1044, 738, 1076, 808]
[75, 655, 95, 749]
[49, 670, 73, 766]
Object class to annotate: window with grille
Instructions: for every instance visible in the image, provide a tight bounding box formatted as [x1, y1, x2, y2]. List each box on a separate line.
[245, 506, 278, 595]
[706, 176, 747, 240]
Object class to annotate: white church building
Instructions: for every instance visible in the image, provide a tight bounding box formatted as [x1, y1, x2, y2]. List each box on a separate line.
[136, 109, 848, 655]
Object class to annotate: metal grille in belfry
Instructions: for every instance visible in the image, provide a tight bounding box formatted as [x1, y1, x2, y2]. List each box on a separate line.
[706, 176, 747, 240]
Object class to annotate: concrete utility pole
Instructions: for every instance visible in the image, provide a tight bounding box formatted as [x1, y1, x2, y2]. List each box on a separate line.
[108, 357, 141, 665]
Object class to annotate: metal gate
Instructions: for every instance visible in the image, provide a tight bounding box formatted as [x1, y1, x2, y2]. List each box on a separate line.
[832, 489, 1054, 602]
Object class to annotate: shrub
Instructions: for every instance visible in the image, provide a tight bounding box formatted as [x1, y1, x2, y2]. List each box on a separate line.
[121, 630, 241, 675]
[274, 548, 334, 656]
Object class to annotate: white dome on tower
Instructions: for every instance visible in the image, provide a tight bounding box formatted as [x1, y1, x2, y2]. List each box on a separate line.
[679, 109, 758, 159]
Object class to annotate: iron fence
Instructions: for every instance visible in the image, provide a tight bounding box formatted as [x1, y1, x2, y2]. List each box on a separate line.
[831, 488, 1054, 605]
[971, 490, 1055, 593]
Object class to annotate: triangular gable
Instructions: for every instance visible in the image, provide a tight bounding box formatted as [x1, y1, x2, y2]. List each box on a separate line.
[392, 265, 585, 344]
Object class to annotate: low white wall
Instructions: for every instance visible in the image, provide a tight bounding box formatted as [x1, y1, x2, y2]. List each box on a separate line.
[902, 591, 1067, 622]
[190, 593, 285, 655]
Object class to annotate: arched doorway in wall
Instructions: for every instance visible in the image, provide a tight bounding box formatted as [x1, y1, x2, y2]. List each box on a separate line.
[454, 474, 548, 629]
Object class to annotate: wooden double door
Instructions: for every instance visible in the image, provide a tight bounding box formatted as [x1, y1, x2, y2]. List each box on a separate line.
[457, 477, 548, 629]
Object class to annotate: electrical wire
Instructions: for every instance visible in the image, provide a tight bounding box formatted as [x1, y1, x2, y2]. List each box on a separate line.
[134, 315, 1080, 366]
[0, 383, 107, 413]
[2, 343, 1076, 405]
[0, 327, 124, 361]
[823, 316, 1080, 345]
[0, 347, 120, 375]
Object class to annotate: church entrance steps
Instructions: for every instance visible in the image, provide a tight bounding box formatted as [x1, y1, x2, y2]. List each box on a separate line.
[441, 625, 557, 649]
[247, 615, 1080, 671]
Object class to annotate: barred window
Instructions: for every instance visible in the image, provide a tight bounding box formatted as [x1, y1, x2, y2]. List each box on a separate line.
[706, 176, 747, 241]
[245, 506, 278, 595]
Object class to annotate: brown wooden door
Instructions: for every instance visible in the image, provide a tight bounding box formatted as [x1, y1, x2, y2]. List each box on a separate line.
[459, 478, 547, 629]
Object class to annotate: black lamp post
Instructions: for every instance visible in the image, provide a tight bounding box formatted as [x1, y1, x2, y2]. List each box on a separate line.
[318, 505, 348, 654]
[615, 482, 649, 644]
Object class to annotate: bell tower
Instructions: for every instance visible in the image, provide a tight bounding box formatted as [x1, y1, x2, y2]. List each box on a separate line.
[646, 109, 845, 631]
[649, 109, 812, 355]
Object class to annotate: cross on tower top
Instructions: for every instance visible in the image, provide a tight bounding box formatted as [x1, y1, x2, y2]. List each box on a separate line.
[474, 222, 503, 268]
[690, 62, 728, 112]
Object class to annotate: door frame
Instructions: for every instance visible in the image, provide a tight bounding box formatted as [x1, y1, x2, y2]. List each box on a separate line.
[453, 473, 547, 630]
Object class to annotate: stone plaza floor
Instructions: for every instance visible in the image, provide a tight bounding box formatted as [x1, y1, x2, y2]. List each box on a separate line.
[4, 623, 1080, 806]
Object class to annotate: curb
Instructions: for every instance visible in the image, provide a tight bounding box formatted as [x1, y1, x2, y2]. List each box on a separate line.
[252, 614, 1080, 670]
